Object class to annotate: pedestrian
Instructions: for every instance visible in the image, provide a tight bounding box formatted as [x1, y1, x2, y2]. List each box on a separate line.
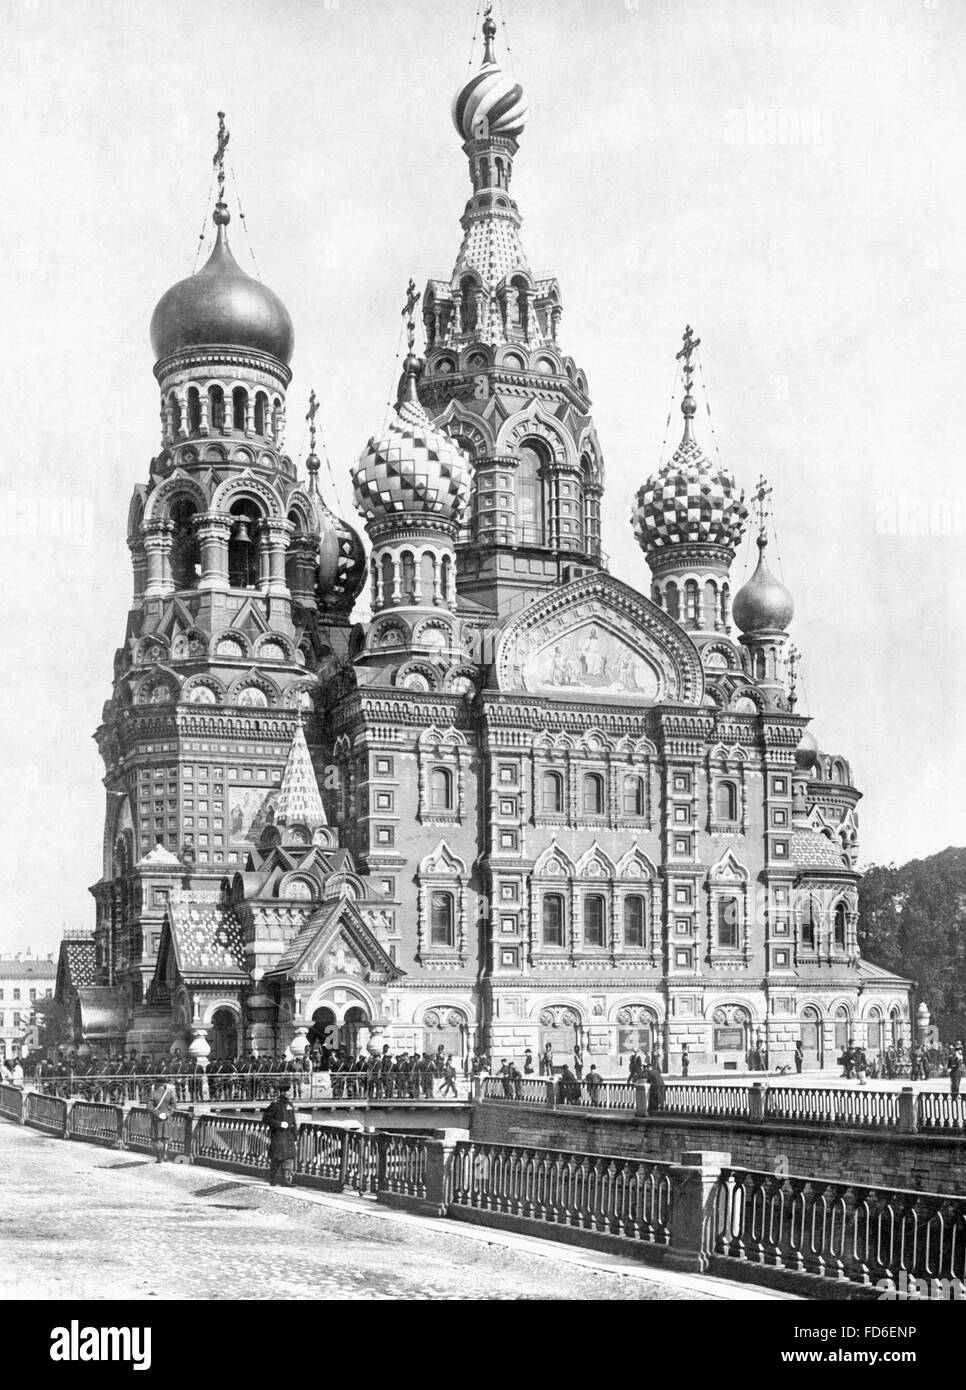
[585, 1063, 603, 1105]
[557, 1063, 580, 1107]
[509, 1060, 523, 1100]
[753, 1039, 765, 1073]
[573, 1045, 583, 1080]
[794, 1039, 804, 1075]
[146, 1076, 178, 1164]
[499, 1058, 513, 1099]
[539, 1043, 554, 1077]
[681, 1043, 690, 1078]
[262, 1081, 298, 1187]
[646, 1062, 666, 1116]
[950, 1044, 964, 1098]
[628, 1051, 644, 1083]
[523, 1049, 534, 1076]
[841, 1044, 854, 1080]
[854, 1046, 868, 1085]
[440, 1055, 458, 1098]
[421, 1053, 435, 1100]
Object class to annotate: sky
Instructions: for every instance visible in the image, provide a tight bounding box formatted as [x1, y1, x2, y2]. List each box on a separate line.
[1, 0, 964, 956]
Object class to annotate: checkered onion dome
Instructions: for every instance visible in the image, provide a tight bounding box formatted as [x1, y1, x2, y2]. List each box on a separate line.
[632, 433, 748, 557]
[353, 395, 469, 525]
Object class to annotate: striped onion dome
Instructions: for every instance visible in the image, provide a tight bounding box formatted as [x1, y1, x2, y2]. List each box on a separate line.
[452, 13, 529, 142]
[352, 362, 470, 525]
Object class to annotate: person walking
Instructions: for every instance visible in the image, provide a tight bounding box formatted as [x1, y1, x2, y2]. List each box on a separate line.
[949, 1043, 964, 1098]
[262, 1080, 298, 1187]
[854, 1046, 868, 1085]
[146, 1076, 178, 1164]
[646, 1061, 666, 1115]
[440, 1055, 458, 1098]
[628, 1051, 644, 1083]
[499, 1059, 513, 1099]
[585, 1063, 603, 1106]
[680, 1043, 690, 1078]
[557, 1063, 579, 1107]
[523, 1048, 534, 1076]
[539, 1043, 554, 1077]
[794, 1039, 804, 1075]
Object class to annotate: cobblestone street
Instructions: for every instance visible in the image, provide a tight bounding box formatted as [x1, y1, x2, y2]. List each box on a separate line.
[0, 1122, 770, 1302]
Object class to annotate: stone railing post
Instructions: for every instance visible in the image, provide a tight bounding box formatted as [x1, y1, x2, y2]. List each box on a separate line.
[470, 1077, 482, 1102]
[898, 1086, 917, 1135]
[422, 1137, 457, 1216]
[545, 1080, 557, 1110]
[634, 1082, 648, 1118]
[749, 1083, 765, 1124]
[666, 1150, 731, 1273]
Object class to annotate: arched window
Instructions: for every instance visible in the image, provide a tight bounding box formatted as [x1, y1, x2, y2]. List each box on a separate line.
[208, 384, 226, 431]
[717, 895, 739, 949]
[834, 901, 847, 949]
[665, 582, 680, 621]
[460, 276, 478, 333]
[624, 895, 646, 948]
[381, 553, 395, 603]
[187, 387, 201, 434]
[420, 552, 437, 600]
[430, 891, 454, 947]
[169, 393, 182, 437]
[429, 767, 453, 812]
[867, 1014, 883, 1052]
[254, 393, 267, 434]
[400, 552, 416, 603]
[516, 445, 545, 545]
[542, 770, 564, 814]
[832, 760, 847, 784]
[755, 651, 767, 679]
[440, 554, 452, 601]
[801, 896, 817, 949]
[227, 500, 261, 589]
[684, 579, 700, 624]
[543, 893, 565, 947]
[584, 894, 606, 948]
[169, 498, 200, 591]
[703, 579, 717, 630]
[720, 583, 730, 628]
[623, 775, 645, 817]
[582, 773, 604, 815]
[232, 387, 247, 431]
[716, 780, 738, 822]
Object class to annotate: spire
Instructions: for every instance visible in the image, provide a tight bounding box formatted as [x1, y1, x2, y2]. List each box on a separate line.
[274, 722, 327, 828]
[482, 1, 497, 64]
[305, 388, 320, 493]
[675, 325, 701, 443]
[211, 110, 231, 241]
[397, 277, 422, 408]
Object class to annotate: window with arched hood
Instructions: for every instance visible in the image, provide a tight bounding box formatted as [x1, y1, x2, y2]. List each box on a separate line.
[254, 393, 267, 434]
[429, 767, 453, 812]
[664, 582, 680, 621]
[582, 773, 605, 816]
[684, 580, 700, 624]
[834, 901, 847, 949]
[227, 500, 262, 589]
[208, 384, 226, 431]
[232, 387, 247, 431]
[623, 775, 645, 817]
[460, 276, 478, 333]
[381, 553, 394, 604]
[755, 651, 767, 679]
[543, 893, 565, 947]
[169, 498, 200, 590]
[169, 394, 182, 436]
[517, 444, 546, 545]
[801, 896, 817, 949]
[400, 553, 416, 603]
[624, 895, 646, 947]
[583, 894, 606, 948]
[420, 553, 437, 600]
[716, 780, 739, 822]
[542, 770, 564, 814]
[187, 387, 201, 434]
[717, 895, 740, 949]
[430, 891, 454, 947]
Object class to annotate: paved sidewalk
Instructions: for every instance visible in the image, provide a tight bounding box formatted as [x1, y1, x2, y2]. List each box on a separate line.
[0, 1121, 795, 1302]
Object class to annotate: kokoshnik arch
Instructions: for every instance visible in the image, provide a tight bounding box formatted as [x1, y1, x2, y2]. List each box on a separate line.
[56, 10, 911, 1074]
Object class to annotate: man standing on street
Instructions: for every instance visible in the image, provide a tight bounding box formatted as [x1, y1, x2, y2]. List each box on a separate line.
[146, 1076, 178, 1164]
[949, 1042, 964, 1098]
[262, 1080, 298, 1187]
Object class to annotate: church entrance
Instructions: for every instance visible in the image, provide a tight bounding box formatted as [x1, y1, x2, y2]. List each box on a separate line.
[800, 1006, 823, 1067]
[536, 1006, 583, 1071]
[210, 1008, 238, 1060]
[421, 1008, 466, 1067]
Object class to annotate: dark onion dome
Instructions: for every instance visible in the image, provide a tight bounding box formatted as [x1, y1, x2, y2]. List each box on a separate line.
[632, 394, 748, 556]
[732, 533, 795, 633]
[352, 359, 469, 525]
[795, 728, 819, 770]
[452, 11, 529, 142]
[150, 202, 294, 366]
[316, 500, 366, 611]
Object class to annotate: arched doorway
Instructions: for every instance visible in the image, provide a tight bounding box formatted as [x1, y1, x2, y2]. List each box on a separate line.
[536, 1006, 583, 1070]
[210, 1008, 238, 1060]
[833, 1005, 852, 1054]
[616, 1005, 658, 1063]
[422, 1008, 466, 1066]
[712, 1005, 752, 1070]
[342, 1006, 369, 1059]
[890, 1007, 902, 1047]
[867, 1009, 884, 1054]
[309, 1007, 337, 1067]
[800, 1005, 823, 1067]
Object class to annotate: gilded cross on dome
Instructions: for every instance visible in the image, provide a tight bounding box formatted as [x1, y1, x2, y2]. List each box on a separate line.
[401, 278, 419, 352]
[212, 111, 230, 202]
[752, 474, 773, 537]
[306, 389, 319, 454]
[675, 324, 701, 392]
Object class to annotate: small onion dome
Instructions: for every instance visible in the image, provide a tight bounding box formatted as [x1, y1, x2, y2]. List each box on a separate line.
[452, 12, 529, 141]
[308, 469, 367, 609]
[150, 202, 294, 365]
[352, 361, 469, 524]
[795, 728, 819, 771]
[733, 534, 795, 633]
[632, 395, 748, 556]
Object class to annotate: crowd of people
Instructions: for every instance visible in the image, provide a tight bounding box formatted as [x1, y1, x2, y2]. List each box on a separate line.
[838, 1039, 964, 1092]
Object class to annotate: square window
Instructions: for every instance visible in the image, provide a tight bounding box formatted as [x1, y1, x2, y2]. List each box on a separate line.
[499, 830, 518, 851]
[774, 885, 790, 905]
[772, 776, 788, 795]
[499, 798, 516, 817]
[500, 882, 518, 902]
[376, 791, 394, 811]
[376, 826, 395, 846]
[772, 839, 789, 859]
[498, 763, 517, 785]
[500, 947, 519, 968]
[674, 948, 692, 968]
[674, 885, 692, 905]
[672, 772, 692, 794]
[257, 769, 267, 781]
[380, 877, 396, 897]
[772, 809, 788, 827]
[674, 805, 690, 824]
[774, 918, 789, 935]
[243, 768, 252, 780]
[375, 757, 394, 776]
[228, 769, 237, 780]
[675, 919, 691, 935]
[674, 836, 691, 856]
[500, 915, 518, 934]
[774, 950, 790, 967]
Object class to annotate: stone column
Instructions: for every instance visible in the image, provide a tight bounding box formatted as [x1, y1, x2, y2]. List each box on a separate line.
[665, 1150, 732, 1273]
[260, 518, 293, 598]
[195, 514, 231, 593]
[142, 520, 174, 598]
[287, 536, 317, 608]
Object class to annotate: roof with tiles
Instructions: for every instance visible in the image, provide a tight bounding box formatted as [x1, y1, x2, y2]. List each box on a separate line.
[168, 896, 246, 977]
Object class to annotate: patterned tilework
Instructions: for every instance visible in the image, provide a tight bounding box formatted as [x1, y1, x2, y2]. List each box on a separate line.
[61, 940, 98, 988]
[791, 828, 851, 870]
[169, 899, 246, 976]
[275, 723, 326, 827]
[353, 397, 469, 523]
[632, 435, 748, 554]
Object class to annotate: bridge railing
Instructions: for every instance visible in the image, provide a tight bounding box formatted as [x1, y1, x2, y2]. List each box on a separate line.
[763, 1086, 899, 1129]
[191, 1114, 270, 1174]
[712, 1166, 966, 1292]
[915, 1091, 966, 1132]
[0, 1083, 24, 1123]
[378, 1133, 429, 1200]
[68, 1101, 124, 1147]
[662, 1084, 752, 1119]
[24, 1091, 68, 1136]
[123, 1107, 192, 1156]
[450, 1139, 673, 1246]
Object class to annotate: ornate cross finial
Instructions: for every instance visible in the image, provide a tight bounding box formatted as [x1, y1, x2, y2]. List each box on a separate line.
[401, 278, 419, 352]
[786, 644, 801, 711]
[306, 389, 319, 454]
[752, 474, 773, 538]
[482, 1, 497, 62]
[675, 324, 701, 393]
[213, 111, 230, 202]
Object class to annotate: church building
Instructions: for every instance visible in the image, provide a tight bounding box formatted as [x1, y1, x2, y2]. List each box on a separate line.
[57, 12, 912, 1073]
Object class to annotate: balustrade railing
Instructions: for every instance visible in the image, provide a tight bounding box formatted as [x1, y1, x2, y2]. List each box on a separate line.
[343, 1129, 379, 1194]
[379, 1133, 429, 1199]
[915, 1091, 966, 1132]
[481, 1077, 547, 1104]
[123, 1106, 191, 1156]
[0, 1083, 24, 1122]
[191, 1114, 270, 1172]
[69, 1101, 124, 1146]
[450, 1140, 673, 1245]
[713, 1167, 966, 1292]
[25, 1091, 68, 1135]
[295, 1122, 348, 1185]
[764, 1086, 899, 1129]
[662, 1084, 752, 1118]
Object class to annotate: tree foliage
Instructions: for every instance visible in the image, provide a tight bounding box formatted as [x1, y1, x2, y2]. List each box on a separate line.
[859, 846, 966, 1040]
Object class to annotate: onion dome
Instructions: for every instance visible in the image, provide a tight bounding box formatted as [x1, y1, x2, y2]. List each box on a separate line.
[352, 358, 469, 525]
[150, 202, 294, 365]
[305, 452, 367, 610]
[733, 533, 795, 633]
[452, 8, 529, 142]
[632, 391, 748, 558]
[795, 728, 819, 771]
